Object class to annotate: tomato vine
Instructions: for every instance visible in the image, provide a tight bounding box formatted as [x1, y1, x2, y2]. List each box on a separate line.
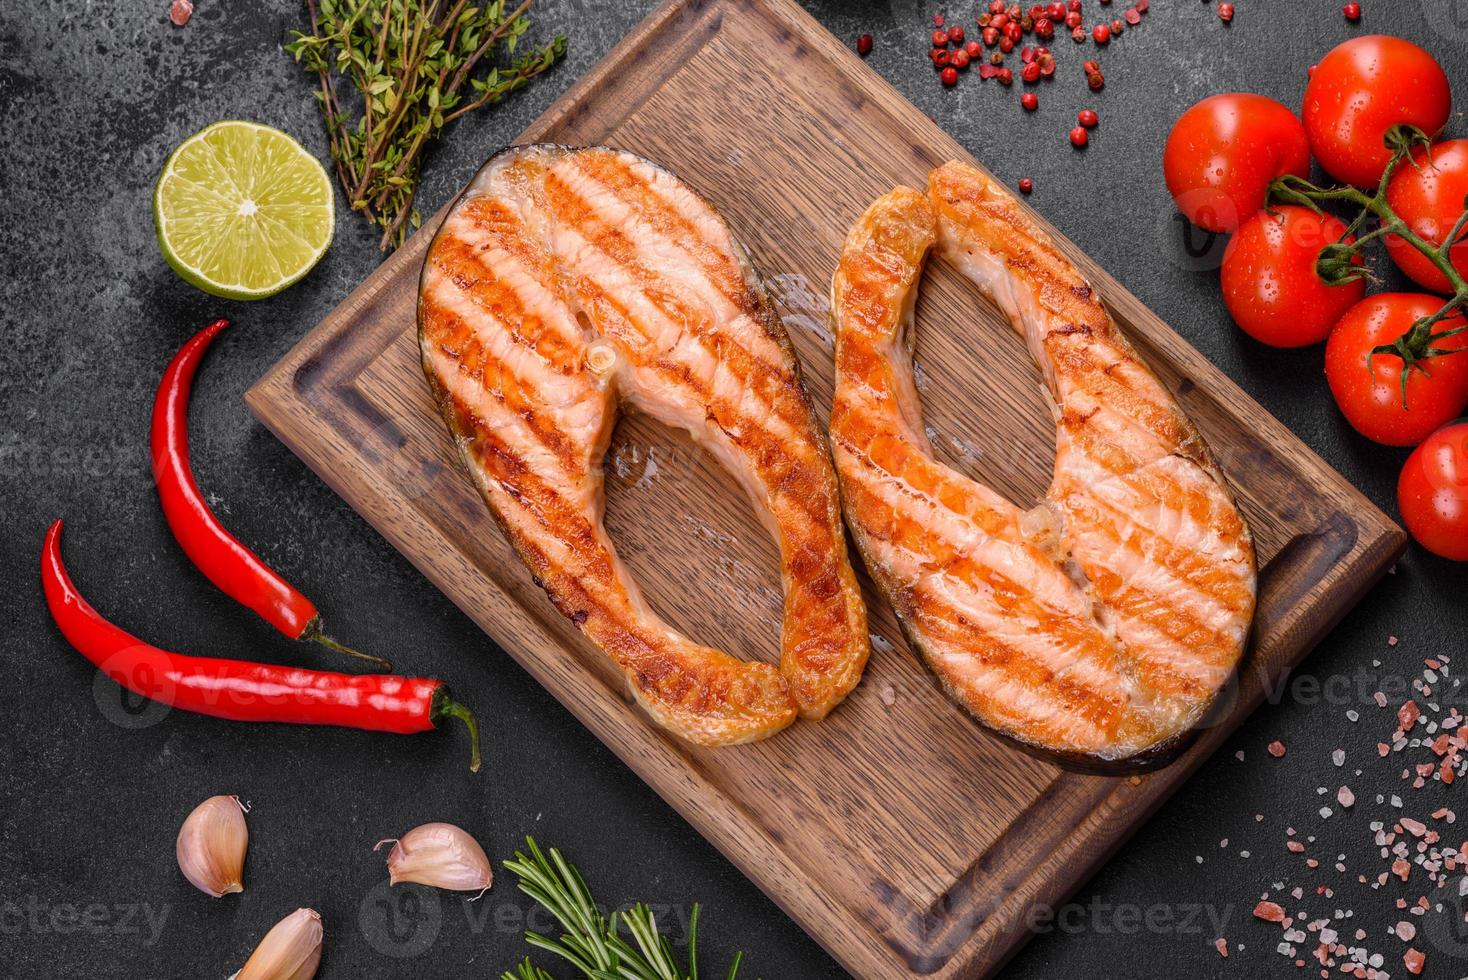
[1269, 125, 1468, 405]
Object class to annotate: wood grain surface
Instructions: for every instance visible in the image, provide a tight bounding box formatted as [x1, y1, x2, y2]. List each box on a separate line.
[245, 0, 1407, 975]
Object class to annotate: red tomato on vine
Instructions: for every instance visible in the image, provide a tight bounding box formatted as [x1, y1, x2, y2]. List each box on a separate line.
[1302, 35, 1451, 188]
[1220, 206, 1365, 348]
[1384, 140, 1468, 295]
[1398, 422, 1468, 561]
[1163, 93, 1311, 233]
[1324, 294, 1468, 446]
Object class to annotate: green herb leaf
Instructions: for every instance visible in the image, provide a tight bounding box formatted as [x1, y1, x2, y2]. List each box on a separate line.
[502, 838, 746, 980]
[290, 0, 567, 250]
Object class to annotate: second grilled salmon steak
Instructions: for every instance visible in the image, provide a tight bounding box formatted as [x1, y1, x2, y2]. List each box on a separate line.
[419, 145, 868, 745]
[830, 162, 1256, 765]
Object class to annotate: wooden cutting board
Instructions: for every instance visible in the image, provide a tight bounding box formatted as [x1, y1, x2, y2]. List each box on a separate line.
[246, 0, 1407, 974]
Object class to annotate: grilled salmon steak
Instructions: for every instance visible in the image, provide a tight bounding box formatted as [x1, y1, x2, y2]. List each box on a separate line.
[830, 161, 1256, 765]
[419, 145, 868, 745]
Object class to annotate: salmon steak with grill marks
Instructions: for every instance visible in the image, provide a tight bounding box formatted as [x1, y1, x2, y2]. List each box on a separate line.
[830, 161, 1256, 766]
[419, 145, 868, 745]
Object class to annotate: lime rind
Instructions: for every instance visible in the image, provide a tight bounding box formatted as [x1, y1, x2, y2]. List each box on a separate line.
[154, 120, 334, 301]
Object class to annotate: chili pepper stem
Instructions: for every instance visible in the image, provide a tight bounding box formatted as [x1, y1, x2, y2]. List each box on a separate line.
[300, 619, 394, 670]
[431, 689, 483, 773]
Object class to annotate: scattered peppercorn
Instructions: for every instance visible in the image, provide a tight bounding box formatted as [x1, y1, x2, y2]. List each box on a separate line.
[1019, 177, 1035, 194]
[1217, 3, 1234, 22]
[1022, 91, 1039, 110]
[1078, 108, 1099, 127]
[950, 47, 971, 69]
[949, 25, 966, 44]
[856, 33, 873, 56]
[1092, 23, 1111, 43]
[1021, 60, 1041, 83]
[1069, 125, 1089, 147]
[1343, 2, 1361, 20]
[932, 29, 950, 47]
[941, 65, 959, 86]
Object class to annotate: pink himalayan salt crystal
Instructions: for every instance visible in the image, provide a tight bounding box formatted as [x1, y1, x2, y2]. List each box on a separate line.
[1253, 900, 1286, 922]
[1337, 786, 1355, 808]
[1214, 937, 1228, 958]
[169, 0, 193, 26]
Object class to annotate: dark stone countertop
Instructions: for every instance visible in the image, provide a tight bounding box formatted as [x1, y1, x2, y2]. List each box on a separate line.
[2, 1, 1466, 978]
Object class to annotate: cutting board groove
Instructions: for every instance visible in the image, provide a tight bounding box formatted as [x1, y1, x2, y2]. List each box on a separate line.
[247, 1, 1406, 975]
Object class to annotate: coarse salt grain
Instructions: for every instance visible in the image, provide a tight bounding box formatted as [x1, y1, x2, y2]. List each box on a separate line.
[1254, 901, 1286, 922]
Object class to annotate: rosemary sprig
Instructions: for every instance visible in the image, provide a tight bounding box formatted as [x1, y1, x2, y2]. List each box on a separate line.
[286, 0, 567, 251]
[501, 837, 746, 980]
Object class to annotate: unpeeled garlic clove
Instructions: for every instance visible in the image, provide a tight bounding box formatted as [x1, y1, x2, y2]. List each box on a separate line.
[234, 908, 323, 980]
[375, 822, 493, 894]
[176, 794, 248, 898]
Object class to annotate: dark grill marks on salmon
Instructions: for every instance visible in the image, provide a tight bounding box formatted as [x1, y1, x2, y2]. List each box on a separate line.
[831, 164, 1256, 766]
[420, 146, 868, 745]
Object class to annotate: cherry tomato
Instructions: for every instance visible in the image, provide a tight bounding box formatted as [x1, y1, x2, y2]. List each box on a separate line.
[1220, 206, 1366, 348]
[1302, 35, 1451, 188]
[1384, 140, 1468, 294]
[1398, 422, 1468, 561]
[1324, 294, 1468, 446]
[1163, 94, 1311, 233]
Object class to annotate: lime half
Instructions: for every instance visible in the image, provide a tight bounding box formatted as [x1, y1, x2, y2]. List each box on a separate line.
[154, 121, 334, 300]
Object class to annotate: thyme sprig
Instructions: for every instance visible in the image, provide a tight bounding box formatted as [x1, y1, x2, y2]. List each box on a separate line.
[286, 0, 566, 251]
[1268, 125, 1468, 407]
[501, 837, 746, 980]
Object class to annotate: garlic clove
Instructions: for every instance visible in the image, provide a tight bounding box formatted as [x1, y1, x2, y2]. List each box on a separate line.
[176, 794, 248, 898]
[235, 908, 323, 980]
[375, 822, 493, 895]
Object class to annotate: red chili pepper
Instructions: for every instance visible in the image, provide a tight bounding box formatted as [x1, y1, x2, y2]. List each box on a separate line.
[42, 520, 481, 771]
[151, 321, 389, 668]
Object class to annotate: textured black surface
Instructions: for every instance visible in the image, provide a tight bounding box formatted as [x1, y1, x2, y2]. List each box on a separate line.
[3, 2, 1467, 978]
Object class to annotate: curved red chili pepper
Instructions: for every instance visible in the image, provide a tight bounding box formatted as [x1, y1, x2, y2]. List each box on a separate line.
[151, 321, 388, 668]
[43, 520, 480, 771]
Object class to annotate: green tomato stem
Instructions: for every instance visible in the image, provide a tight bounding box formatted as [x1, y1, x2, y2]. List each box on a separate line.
[1267, 128, 1468, 410]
